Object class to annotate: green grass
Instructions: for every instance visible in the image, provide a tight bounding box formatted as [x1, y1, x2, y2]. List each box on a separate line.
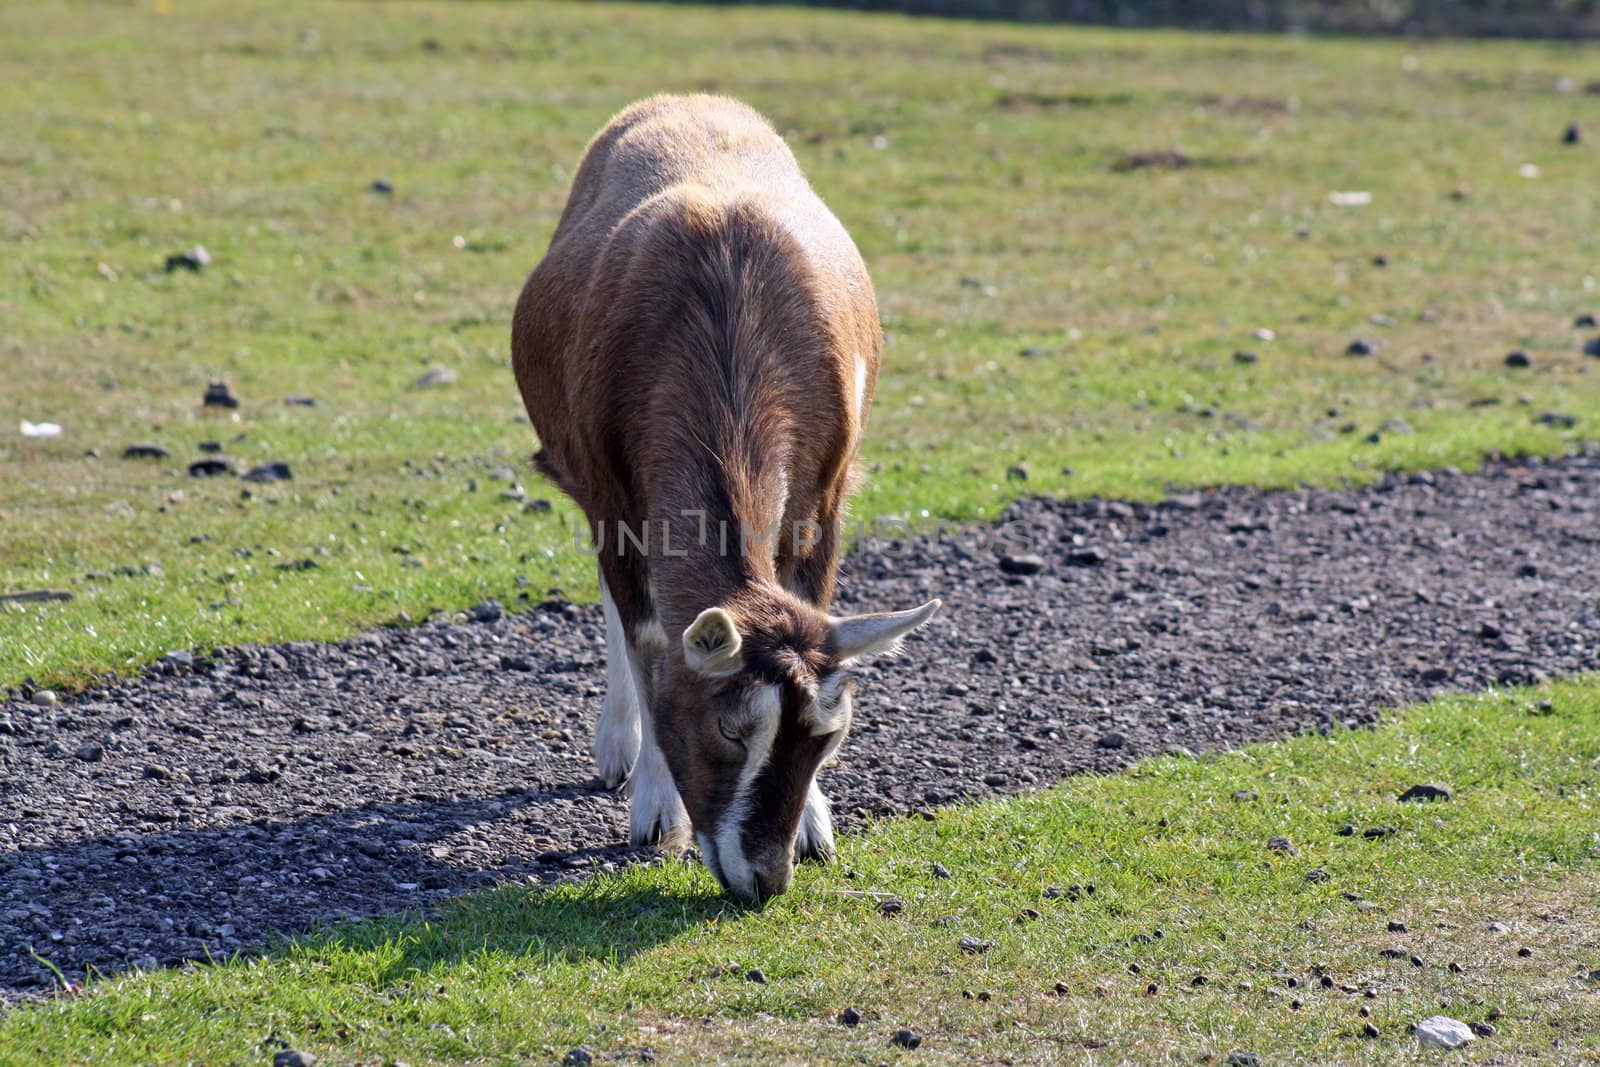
[3, 679, 1597, 1064]
[3, 1, 1599, 688]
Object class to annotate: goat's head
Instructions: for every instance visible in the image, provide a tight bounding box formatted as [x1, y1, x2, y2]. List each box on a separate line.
[654, 587, 940, 902]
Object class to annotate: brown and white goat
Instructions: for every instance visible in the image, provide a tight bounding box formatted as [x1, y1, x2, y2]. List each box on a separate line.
[511, 95, 939, 901]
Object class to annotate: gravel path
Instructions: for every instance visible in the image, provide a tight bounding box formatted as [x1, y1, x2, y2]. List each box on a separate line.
[3, 452, 1599, 996]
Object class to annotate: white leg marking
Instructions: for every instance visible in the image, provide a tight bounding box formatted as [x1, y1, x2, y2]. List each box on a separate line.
[594, 575, 641, 790]
[626, 637, 688, 848]
[797, 780, 835, 862]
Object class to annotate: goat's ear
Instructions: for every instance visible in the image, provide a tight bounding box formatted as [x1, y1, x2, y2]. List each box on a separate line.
[831, 598, 941, 663]
[683, 607, 744, 677]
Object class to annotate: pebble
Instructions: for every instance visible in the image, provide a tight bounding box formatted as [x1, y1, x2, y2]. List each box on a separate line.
[1232, 789, 1258, 802]
[931, 862, 951, 879]
[1504, 351, 1532, 368]
[1097, 731, 1127, 749]
[997, 553, 1046, 575]
[33, 690, 59, 707]
[1574, 313, 1597, 328]
[470, 600, 505, 623]
[415, 367, 458, 388]
[1585, 337, 1600, 357]
[243, 462, 292, 483]
[1399, 783, 1452, 802]
[1304, 868, 1330, 883]
[1225, 1053, 1260, 1067]
[1006, 463, 1029, 481]
[122, 443, 171, 460]
[1267, 836, 1296, 855]
[1535, 412, 1577, 429]
[284, 395, 317, 407]
[203, 380, 239, 408]
[957, 936, 992, 954]
[74, 742, 105, 763]
[1487, 921, 1508, 932]
[371, 178, 394, 194]
[877, 898, 904, 916]
[1471, 1021, 1497, 1038]
[1415, 1016, 1475, 1048]
[1233, 350, 1258, 364]
[1363, 825, 1396, 839]
[562, 1050, 592, 1067]
[1346, 338, 1378, 356]
[188, 458, 235, 478]
[837, 1006, 861, 1026]
[164, 245, 212, 272]
[745, 968, 767, 984]
[1564, 122, 1582, 144]
[889, 1029, 922, 1049]
[273, 1053, 316, 1067]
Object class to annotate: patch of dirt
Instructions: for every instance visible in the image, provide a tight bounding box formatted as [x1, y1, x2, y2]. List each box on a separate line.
[3, 452, 1600, 995]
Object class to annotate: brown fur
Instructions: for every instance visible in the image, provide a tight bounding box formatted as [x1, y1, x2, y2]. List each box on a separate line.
[511, 95, 882, 877]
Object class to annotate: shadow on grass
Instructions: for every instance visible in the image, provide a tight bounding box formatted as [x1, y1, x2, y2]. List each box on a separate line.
[0, 781, 734, 998]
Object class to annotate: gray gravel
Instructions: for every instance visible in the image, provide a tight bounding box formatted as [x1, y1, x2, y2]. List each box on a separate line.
[2, 451, 1599, 996]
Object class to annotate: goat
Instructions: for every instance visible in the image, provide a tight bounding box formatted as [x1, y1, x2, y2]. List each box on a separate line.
[512, 95, 939, 901]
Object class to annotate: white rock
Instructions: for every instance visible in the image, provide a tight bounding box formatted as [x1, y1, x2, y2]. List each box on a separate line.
[1415, 1016, 1475, 1049]
[20, 420, 62, 437]
[33, 690, 59, 707]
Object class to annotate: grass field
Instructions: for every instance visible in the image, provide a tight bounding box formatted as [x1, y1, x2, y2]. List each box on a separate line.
[3, 680, 1597, 1064]
[3, 0, 1599, 689]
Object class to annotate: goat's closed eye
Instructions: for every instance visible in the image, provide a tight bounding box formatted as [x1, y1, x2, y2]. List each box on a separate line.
[717, 717, 747, 747]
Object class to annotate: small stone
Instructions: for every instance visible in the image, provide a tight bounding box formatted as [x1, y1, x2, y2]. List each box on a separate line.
[1517, 946, 1533, 957]
[958, 936, 992, 954]
[1233, 350, 1258, 364]
[1415, 1016, 1476, 1049]
[1362, 1022, 1381, 1038]
[242, 462, 292, 483]
[1064, 546, 1108, 567]
[889, 1030, 922, 1050]
[1225, 1054, 1260, 1067]
[1337, 823, 1356, 836]
[1053, 981, 1070, 995]
[1346, 338, 1378, 356]
[188, 457, 236, 478]
[1304, 868, 1330, 883]
[1574, 313, 1597, 328]
[371, 178, 395, 194]
[1006, 463, 1029, 481]
[1267, 836, 1296, 855]
[562, 1050, 592, 1067]
[122, 443, 171, 460]
[837, 1007, 861, 1026]
[878, 898, 904, 916]
[74, 742, 105, 763]
[1398, 783, 1452, 803]
[1097, 731, 1127, 749]
[1471, 1021, 1497, 1038]
[164, 245, 212, 272]
[931, 861, 952, 879]
[273, 1053, 316, 1067]
[998, 553, 1045, 576]
[284, 395, 317, 407]
[1372, 255, 1388, 267]
[143, 764, 173, 780]
[1504, 350, 1532, 368]
[1487, 921, 1508, 933]
[745, 968, 767, 984]
[470, 600, 504, 623]
[1585, 337, 1600, 357]
[1388, 920, 1408, 932]
[32, 690, 59, 707]
[1563, 122, 1582, 144]
[415, 366, 458, 388]
[1363, 825, 1397, 839]
[202, 380, 239, 408]
[1536, 411, 1577, 428]
[1232, 789, 1258, 802]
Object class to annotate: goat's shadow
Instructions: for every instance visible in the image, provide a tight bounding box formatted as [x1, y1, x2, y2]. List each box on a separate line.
[0, 780, 734, 997]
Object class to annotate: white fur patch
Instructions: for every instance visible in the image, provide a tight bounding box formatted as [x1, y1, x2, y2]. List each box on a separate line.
[797, 780, 835, 860]
[853, 354, 867, 420]
[710, 684, 782, 897]
[801, 672, 853, 736]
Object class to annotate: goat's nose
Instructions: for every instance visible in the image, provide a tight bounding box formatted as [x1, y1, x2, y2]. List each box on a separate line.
[752, 863, 793, 903]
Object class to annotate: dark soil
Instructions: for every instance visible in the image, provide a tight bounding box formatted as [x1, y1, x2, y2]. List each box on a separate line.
[4, 452, 1600, 996]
